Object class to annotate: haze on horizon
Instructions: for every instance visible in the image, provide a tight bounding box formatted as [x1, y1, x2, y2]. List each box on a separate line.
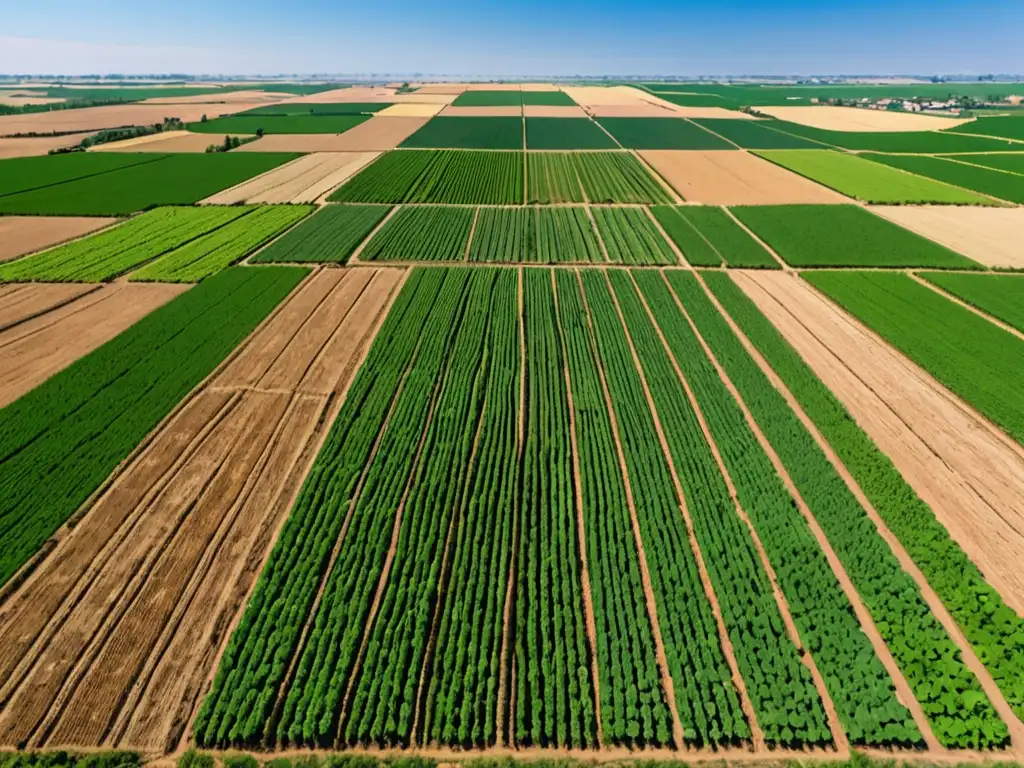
[2, 0, 1022, 77]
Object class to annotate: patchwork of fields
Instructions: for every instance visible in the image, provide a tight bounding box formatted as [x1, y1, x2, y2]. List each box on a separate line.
[1, 80, 1024, 768]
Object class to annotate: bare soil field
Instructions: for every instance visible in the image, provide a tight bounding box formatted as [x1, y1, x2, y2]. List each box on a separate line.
[0, 267, 405, 752]
[91, 130, 254, 153]
[758, 105, 974, 132]
[235, 117, 429, 152]
[563, 86, 653, 107]
[139, 90, 288, 105]
[640, 150, 848, 204]
[412, 84, 469, 94]
[202, 152, 379, 204]
[375, 103, 444, 117]
[0, 216, 118, 262]
[733, 270, 1024, 615]
[440, 106, 523, 117]
[589, 103, 683, 117]
[287, 86, 397, 103]
[0, 283, 96, 329]
[0, 94, 65, 106]
[0, 283, 188, 408]
[523, 105, 588, 117]
[868, 206, 1024, 269]
[671, 107, 758, 119]
[0, 103, 272, 136]
[0, 132, 98, 159]
[520, 83, 562, 91]
[467, 83, 522, 91]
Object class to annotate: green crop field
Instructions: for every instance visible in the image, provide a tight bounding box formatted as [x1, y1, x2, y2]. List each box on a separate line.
[359, 205, 475, 261]
[526, 152, 585, 203]
[806, 270, 1024, 446]
[129, 205, 313, 282]
[0, 153, 300, 216]
[525, 118, 618, 149]
[862, 153, 1024, 203]
[0, 206, 250, 282]
[188, 114, 372, 134]
[755, 149, 992, 204]
[0, 152, 164, 198]
[761, 120, 1019, 153]
[941, 153, 1024, 174]
[947, 116, 1024, 141]
[400, 117, 524, 149]
[526, 151, 671, 203]
[330, 150, 523, 204]
[690, 118, 825, 149]
[250, 204, 391, 263]
[451, 91, 525, 107]
[651, 206, 778, 267]
[522, 91, 577, 106]
[918, 272, 1024, 332]
[597, 117, 734, 149]
[731, 205, 981, 268]
[592, 207, 677, 264]
[468, 206, 604, 263]
[0, 265, 307, 588]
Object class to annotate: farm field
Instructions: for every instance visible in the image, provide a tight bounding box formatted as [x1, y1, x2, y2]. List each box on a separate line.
[943, 153, 1024, 175]
[92, 130, 254, 153]
[3, 77, 1024, 768]
[640, 150, 848, 204]
[947, 115, 1024, 140]
[188, 114, 372, 134]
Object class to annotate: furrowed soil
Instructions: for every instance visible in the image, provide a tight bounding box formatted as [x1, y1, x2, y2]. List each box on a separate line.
[234, 117, 430, 152]
[868, 206, 1024, 269]
[757, 106, 973, 132]
[202, 152, 379, 204]
[0, 216, 118, 262]
[0, 283, 188, 408]
[0, 267, 405, 751]
[734, 271, 1024, 615]
[640, 150, 849, 204]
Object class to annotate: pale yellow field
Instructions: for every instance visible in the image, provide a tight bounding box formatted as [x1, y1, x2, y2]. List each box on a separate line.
[91, 131, 254, 153]
[758, 105, 974, 132]
[375, 103, 445, 117]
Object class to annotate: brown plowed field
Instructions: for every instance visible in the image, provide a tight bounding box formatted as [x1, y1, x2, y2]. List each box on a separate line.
[235, 117, 430, 152]
[0, 133, 98, 159]
[0, 283, 97, 328]
[375, 103, 444, 117]
[868, 206, 1024, 269]
[0, 267, 405, 751]
[523, 105, 588, 117]
[202, 152, 379, 204]
[0, 283, 188, 408]
[0, 103, 271, 136]
[640, 150, 849, 204]
[588, 104, 682, 117]
[734, 271, 1024, 615]
[0, 217, 118, 262]
[440, 106, 523, 117]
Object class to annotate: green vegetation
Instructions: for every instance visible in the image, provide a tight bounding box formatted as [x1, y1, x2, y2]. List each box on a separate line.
[919, 272, 1024, 331]
[238, 102, 390, 116]
[592, 207, 676, 264]
[451, 91, 524, 107]
[468, 207, 604, 263]
[0, 266, 308, 588]
[862, 153, 1024, 203]
[691, 118, 824, 148]
[948, 115, 1024, 140]
[731, 204, 980, 268]
[130, 205, 313, 282]
[705, 270, 1024, 722]
[251, 204, 391, 264]
[523, 91, 577, 106]
[942, 152, 1024, 174]
[188, 114, 371, 134]
[0, 153, 300, 216]
[525, 118, 617, 149]
[667, 271, 1009, 749]
[0, 752, 141, 768]
[360, 205, 475, 261]
[755, 149, 991, 204]
[762, 121, 1017, 153]
[0, 152, 162, 198]
[0, 206, 249, 282]
[526, 153, 584, 203]
[330, 150, 523, 204]
[806, 270, 1024, 447]
[597, 117, 733, 149]
[400, 117, 524, 149]
[51, 117, 185, 153]
[526, 152, 671, 203]
[651, 206, 777, 267]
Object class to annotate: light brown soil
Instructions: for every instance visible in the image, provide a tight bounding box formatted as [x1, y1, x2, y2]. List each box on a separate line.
[0, 282, 97, 328]
[588, 104, 682, 117]
[203, 152, 379, 204]
[92, 131, 253, 153]
[0, 283, 188, 408]
[0, 103, 270, 136]
[562, 86, 651, 107]
[235, 117, 430, 152]
[868, 206, 1024, 269]
[522, 105, 587, 117]
[757, 106, 972, 132]
[467, 84, 523, 91]
[439, 106, 522, 117]
[0, 94, 65, 106]
[0, 267, 405, 751]
[640, 150, 849, 205]
[735, 271, 1024, 615]
[376, 103, 444, 117]
[0, 217, 117, 262]
[138, 90, 287, 105]
[413, 85, 469, 95]
[0, 132, 98, 159]
[670, 107, 758, 119]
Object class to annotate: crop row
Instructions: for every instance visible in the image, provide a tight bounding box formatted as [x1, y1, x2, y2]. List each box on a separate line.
[634, 271, 921, 746]
[0, 152, 162, 198]
[360, 206, 475, 262]
[526, 152, 672, 204]
[651, 206, 777, 268]
[592, 208, 676, 264]
[330, 150, 523, 205]
[131, 205, 314, 282]
[668, 271, 1008, 749]
[758, 121, 1016, 153]
[0, 265, 308, 588]
[251, 204, 392, 264]
[919, 272, 1024, 333]
[705, 271, 1024, 722]
[469, 207, 604, 263]
[0, 206, 250, 283]
[862, 153, 1024, 204]
[584, 270, 827, 747]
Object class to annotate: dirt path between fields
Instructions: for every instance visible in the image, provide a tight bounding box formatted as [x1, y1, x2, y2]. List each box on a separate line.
[608, 271, 766, 751]
[574, 268, 686, 750]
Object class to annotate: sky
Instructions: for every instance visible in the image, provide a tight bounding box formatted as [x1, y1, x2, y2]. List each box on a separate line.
[2, 0, 1022, 77]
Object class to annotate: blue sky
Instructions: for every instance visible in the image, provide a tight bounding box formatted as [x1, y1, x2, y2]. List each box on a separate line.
[2, 0, 1022, 76]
